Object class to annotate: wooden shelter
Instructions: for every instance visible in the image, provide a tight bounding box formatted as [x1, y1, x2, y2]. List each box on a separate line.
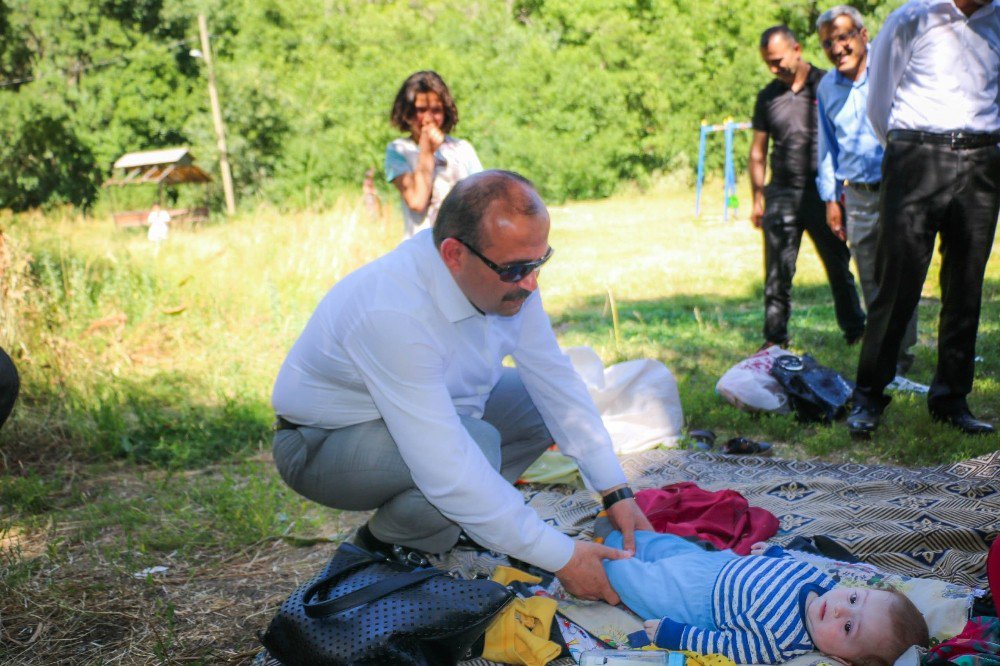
[105, 148, 212, 227]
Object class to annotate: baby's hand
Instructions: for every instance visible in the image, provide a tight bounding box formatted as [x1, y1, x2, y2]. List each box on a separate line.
[644, 619, 661, 643]
[750, 541, 769, 556]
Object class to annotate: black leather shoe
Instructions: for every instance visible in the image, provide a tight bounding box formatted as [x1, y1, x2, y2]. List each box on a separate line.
[352, 523, 431, 567]
[846, 403, 879, 439]
[930, 409, 996, 436]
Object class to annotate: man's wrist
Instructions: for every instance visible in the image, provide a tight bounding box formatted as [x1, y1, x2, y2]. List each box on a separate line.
[601, 486, 635, 511]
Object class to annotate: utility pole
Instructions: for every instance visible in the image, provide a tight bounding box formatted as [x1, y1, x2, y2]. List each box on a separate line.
[197, 14, 236, 215]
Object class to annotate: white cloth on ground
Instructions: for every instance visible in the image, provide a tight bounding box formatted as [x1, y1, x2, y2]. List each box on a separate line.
[565, 346, 684, 454]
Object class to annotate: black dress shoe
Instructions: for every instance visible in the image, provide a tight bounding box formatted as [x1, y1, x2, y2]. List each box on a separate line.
[352, 522, 431, 567]
[846, 403, 880, 439]
[930, 409, 996, 436]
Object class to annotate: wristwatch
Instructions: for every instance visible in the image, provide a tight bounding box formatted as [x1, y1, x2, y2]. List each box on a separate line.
[601, 486, 635, 511]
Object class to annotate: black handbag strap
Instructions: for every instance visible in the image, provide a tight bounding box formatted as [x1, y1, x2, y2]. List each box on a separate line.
[302, 556, 446, 619]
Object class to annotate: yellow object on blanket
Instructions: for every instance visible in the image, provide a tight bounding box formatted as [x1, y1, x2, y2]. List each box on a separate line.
[482, 596, 562, 666]
[490, 564, 542, 586]
[639, 647, 736, 666]
[483, 566, 561, 666]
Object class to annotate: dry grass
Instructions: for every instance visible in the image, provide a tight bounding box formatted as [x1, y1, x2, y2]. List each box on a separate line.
[1, 454, 369, 665]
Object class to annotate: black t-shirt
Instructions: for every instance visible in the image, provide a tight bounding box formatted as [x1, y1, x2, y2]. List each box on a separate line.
[751, 64, 826, 189]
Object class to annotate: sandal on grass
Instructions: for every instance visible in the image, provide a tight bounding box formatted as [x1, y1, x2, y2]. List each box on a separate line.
[722, 437, 773, 456]
[686, 429, 716, 451]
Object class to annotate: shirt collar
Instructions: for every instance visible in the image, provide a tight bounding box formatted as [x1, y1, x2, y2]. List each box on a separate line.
[414, 230, 482, 323]
[833, 65, 869, 88]
[943, 0, 995, 19]
[798, 581, 833, 645]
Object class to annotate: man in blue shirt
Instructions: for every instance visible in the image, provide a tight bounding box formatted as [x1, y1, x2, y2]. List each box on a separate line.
[815, 6, 918, 379]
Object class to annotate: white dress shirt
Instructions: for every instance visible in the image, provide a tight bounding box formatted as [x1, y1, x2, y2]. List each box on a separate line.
[867, 0, 1000, 144]
[272, 230, 627, 572]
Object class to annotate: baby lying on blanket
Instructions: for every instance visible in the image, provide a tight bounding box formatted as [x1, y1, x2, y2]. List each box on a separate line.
[602, 531, 928, 665]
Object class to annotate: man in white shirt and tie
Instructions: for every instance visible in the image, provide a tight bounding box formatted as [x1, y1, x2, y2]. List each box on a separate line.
[271, 170, 651, 604]
[847, 0, 1000, 437]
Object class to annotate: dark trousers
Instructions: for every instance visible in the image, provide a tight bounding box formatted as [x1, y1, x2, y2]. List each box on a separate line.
[762, 183, 866, 345]
[854, 138, 1000, 412]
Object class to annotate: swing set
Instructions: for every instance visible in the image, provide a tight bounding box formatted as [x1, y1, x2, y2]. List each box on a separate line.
[694, 118, 752, 221]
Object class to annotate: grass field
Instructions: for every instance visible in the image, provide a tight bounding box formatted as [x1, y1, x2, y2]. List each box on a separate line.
[1, 181, 998, 663]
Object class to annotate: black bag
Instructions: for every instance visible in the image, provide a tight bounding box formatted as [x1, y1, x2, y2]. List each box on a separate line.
[259, 542, 515, 666]
[769, 353, 854, 423]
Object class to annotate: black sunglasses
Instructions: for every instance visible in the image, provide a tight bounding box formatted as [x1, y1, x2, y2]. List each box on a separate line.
[453, 238, 554, 283]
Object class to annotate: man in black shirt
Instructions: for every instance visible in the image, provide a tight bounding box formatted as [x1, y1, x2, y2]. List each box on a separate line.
[749, 25, 865, 350]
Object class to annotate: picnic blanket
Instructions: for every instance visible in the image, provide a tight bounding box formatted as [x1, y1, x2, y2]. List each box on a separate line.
[606, 448, 999, 590]
[257, 449, 1000, 666]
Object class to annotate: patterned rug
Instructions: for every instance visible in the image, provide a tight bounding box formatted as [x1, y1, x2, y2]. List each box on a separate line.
[256, 449, 1000, 665]
[523, 448, 1000, 590]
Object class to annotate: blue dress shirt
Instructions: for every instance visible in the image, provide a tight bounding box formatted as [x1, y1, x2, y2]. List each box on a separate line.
[816, 68, 884, 203]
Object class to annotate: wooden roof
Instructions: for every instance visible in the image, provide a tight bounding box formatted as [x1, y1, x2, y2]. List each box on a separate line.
[105, 148, 212, 186]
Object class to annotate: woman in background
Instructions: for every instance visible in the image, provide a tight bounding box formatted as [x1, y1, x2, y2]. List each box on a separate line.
[386, 71, 482, 238]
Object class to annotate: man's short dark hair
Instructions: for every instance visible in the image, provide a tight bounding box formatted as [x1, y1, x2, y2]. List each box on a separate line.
[760, 25, 798, 49]
[433, 171, 541, 249]
[390, 70, 459, 135]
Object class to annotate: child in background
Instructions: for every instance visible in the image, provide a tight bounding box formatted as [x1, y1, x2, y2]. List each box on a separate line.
[385, 70, 482, 238]
[603, 530, 928, 665]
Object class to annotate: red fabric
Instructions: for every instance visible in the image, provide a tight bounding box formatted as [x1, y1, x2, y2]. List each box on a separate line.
[635, 481, 780, 556]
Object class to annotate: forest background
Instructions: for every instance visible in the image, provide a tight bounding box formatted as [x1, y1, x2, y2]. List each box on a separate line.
[1, 0, 908, 212]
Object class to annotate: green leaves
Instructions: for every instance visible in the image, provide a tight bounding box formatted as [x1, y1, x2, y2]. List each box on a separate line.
[0, 92, 101, 210]
[0, 0, 911, 210]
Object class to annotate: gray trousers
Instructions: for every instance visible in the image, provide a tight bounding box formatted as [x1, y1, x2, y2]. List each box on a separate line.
[844, 186, 917, 375]
[272, 368, 553, 553]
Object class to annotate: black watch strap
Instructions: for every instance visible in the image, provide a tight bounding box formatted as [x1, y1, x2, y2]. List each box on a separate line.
[602, 486, 635, 511]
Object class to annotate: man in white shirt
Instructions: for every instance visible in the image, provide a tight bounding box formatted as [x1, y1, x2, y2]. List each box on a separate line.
[847, 0, 1000, 437]
[271, 170, 651, 603]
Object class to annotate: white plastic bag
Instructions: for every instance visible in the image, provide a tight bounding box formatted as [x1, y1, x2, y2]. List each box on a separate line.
[716, 346, 793, 414]
[565, 346, 684, 452]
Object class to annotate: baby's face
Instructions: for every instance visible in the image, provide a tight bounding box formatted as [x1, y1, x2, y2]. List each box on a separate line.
[804, 587, 897, 662]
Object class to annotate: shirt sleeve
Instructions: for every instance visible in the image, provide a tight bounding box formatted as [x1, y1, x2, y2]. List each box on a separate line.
[816, 84, 840, 202]
[751, 88, 769, 133]
[458, 139, 484, 174]
[342, 307, 575, 573]
[384, 140, 412, 183]
[510, 293, 627, 493]
[867, 10, 917, 145]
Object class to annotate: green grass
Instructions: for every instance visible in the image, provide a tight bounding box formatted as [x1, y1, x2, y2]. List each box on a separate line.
[0, 182, 997, 662]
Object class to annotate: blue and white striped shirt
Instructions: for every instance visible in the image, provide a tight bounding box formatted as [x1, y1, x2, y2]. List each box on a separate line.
[656, 547, 835, 663]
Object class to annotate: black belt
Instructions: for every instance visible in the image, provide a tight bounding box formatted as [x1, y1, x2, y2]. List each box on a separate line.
[888, 129, 1000, 149]
[273, 415, 301, 431]
[844, 180, 880, 193]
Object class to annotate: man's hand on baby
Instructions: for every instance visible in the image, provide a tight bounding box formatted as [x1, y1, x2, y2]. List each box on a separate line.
[750, 541, 769, 555]
[556, 540, 631, 605]
[607, 498, 653, 555]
